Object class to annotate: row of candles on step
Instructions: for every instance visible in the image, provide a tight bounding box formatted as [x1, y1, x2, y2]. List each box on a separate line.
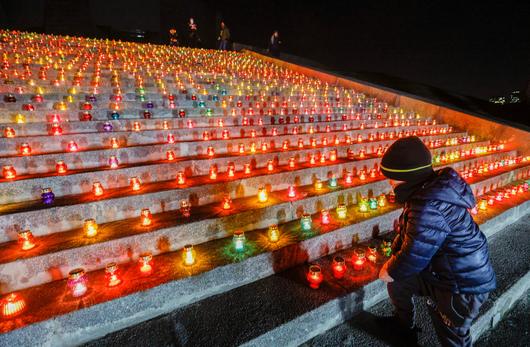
[28, 162, 380, 205]
[3, 88, 383, 109]
[476, 182, 529, 211]
[1, 235, 394, 319]
[307, 242, 393, 289]
[2, 116, 445, 141]
[16, 190, 394, 255]
[1, 141, 381, 178]
[1, 131, 474, 178]
[0, 88, 399, 119]
[5, 208, 394, 319]
[0, 137, 492, 180]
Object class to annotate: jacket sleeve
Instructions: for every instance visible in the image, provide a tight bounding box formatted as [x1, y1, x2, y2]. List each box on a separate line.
[386, 201, 450, 280]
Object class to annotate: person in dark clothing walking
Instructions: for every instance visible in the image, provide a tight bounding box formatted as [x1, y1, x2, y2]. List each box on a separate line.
[187, 18, 200, 48]
[268, 30, 281, 57]
[218, 21, 230, 51]
[378, 136, 496, 347]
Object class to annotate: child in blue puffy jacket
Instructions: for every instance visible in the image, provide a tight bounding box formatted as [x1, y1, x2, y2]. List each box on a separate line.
[378, 136, 496, 347]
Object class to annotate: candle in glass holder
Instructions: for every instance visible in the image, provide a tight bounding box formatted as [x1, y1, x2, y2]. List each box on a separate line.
[166, 150, 176, 161]
[209, 166, 217, 180]
[369, 197, 378, 210]
[1, 293, 26, 318]
[359, 171, 366, 181]
[180, 200, 191, 217]
[314, 179, 323, 191]
[207, 146, 215, 157]
[56, 160, 67, 174]
[378, 194, 387, 207]
[267, 160, 274, 172]
[227, 164, 235, 178]
[41, 187, 55, 205]
[130, 177, 141, 191]
[257, 187, 268, 202]
[66, 140, 78, 152]
[307, 264, 323, 289]
[367, 245, 378, 263]
[328, 175, 338, 188]
[67, 268, 88, 297]
[4, 127, 16, 138]
[359, 198, 369, 212]
[110, 137, 119, 148]
[268, 224, 280, 243]
[301, 213, 312, 231]
[141, 208, 152, 226]
[92, 181, 104, 196]
[329, 150, 337, 162]
[288, 185, 297, 198]
[183, 244, 196, 265]
[336, 204, 347, 219]
[381, 239, 392, 257]
[139, 253, 153, 275]
[84, 219, 98, 237]
[233, 230, 246, 252]
[17, 230, 36, 250]
[352, 248, 366, 270]
[332, 256, 347, 279]
[345, 172, 353, 184]
[20, 143, 31, 155]
[176, 171, 186, 185]
[321, 209, 331, 225]
[51, 123, 63, 135]
[222, 195, 232, 210]
[109, 156, 119, 168]
[244, 163, 251, 174]
[288, 157, 296, 169]
[105, 262, 122, 287]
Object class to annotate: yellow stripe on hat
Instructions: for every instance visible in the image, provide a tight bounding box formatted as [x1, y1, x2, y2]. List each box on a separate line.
[380, 163, 432, 173]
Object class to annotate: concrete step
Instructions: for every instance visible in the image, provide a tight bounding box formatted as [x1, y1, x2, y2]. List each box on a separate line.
[0, 180, 527, 346]
[0, 121, 445, 157]
[0, 147, 510, 239]
[0, 131, 468, 204]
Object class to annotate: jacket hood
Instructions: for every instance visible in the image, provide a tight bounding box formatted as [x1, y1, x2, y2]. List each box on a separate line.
[412, 167, 476, 209]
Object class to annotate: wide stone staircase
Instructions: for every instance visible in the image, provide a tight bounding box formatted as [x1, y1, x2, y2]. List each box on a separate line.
[0, 30, 529, 346]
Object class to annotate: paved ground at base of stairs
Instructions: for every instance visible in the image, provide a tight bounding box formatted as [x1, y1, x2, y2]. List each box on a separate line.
[303, 213, 530, 347]
[476, 289, 530, 347]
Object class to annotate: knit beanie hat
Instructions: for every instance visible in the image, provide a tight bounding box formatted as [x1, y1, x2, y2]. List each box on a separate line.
[381, 136, 434, 182]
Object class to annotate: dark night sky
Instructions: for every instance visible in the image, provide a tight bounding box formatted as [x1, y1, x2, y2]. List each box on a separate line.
[0, 0, 528, 101]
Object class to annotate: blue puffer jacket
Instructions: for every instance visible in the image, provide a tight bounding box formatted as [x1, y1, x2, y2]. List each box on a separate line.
[386, 168, 496, 294]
